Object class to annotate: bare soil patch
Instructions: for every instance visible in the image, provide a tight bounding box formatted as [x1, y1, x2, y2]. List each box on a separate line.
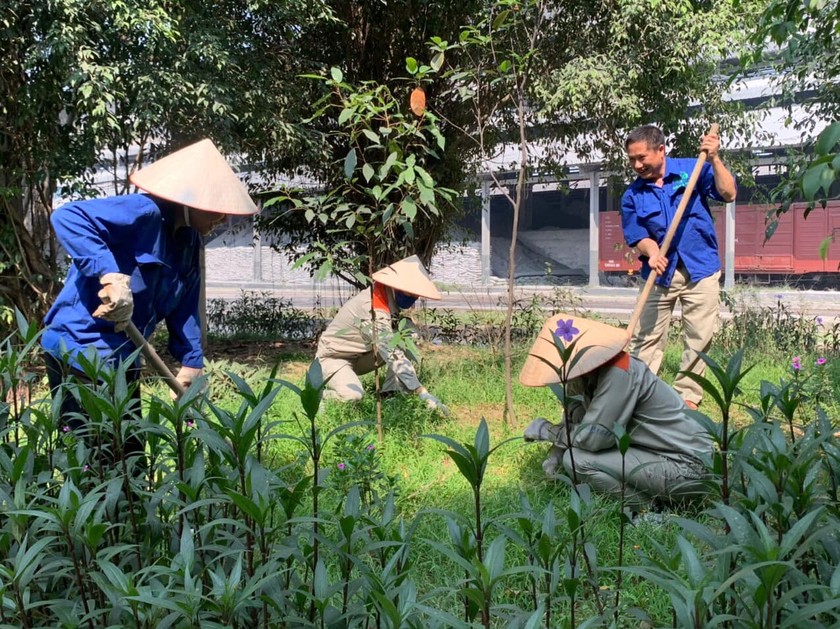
[205, 338, 316, 366]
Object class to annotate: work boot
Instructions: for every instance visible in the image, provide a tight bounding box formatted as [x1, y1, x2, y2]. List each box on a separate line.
[542, 445, 566, 477]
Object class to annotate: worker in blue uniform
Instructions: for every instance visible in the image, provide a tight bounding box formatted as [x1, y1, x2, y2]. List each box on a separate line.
[42, 139, 259, 464]
[620, 125, 736, 410]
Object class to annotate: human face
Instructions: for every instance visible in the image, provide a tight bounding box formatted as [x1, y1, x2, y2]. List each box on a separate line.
[188, 208, 227, 235]
[626, 140, 666, 181]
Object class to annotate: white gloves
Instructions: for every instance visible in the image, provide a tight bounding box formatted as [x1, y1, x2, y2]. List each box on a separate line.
[171, 366, 205, 400]
[418, 390, 450, 416]
[92, 273, 133, 331]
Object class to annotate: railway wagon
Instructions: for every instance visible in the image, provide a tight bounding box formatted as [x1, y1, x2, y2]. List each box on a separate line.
[599, 201, 840, 286]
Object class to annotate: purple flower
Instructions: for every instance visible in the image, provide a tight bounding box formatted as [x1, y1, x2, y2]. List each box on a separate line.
[816, 316, 824, 325]
[554, 319, 580, 343]
[816, 357, 827, 366]
[186, 420, 196, 429]
[83, 464, 90, 472]
[367, 444, 375, 451]
[337, 462, 346, 471]
[775, 294, 783, 301]
[792, 356, 802, 371]
[62, 426, 71, 433]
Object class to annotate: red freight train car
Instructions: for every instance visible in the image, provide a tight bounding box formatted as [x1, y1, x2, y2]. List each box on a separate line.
[599, 201, 840, 286]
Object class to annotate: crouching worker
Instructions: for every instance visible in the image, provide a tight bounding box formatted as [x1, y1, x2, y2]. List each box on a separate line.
[313, 255, 449, 415]
[42, 138, 259, 466]
[519, 314, 712, 509]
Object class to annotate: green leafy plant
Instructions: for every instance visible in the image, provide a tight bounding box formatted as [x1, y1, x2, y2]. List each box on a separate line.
[206, 290, 323, 340]
[2, 309, 840, 627]
[262, 67, 456, 287]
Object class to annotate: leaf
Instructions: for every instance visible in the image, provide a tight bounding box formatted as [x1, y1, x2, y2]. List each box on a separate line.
[403, 220, 414, 239]
[415, 165, 435, 188]
[815, 121, 840, 155]
[446, 450, 478, 486]
[402, 197, 417, 220]
[475, 419, 490, 459]
[424, 540, 478, 576]
[801, 162, 829, 201]
[362, 163, 374, 183]
[405, 57, 418, 74]
[831, 562, 840, 596]
[676, 536, 704, 588]
[343, 148, 357, 179]
[338, 107, 354, 125]
[97, 560, 132, 594]
[226, 491, 263, 522]
[380, 151, 398, 179]
[313, 558, 329, 601]
[485, 536, 506, 581]
[819, 236, 833, 261]
[362, 128, 380, 144]
[779, 508, 823, 557]
[13, 536, 53, 588]
[330, 67, 343, 83]
[492, 10, 510, 30]
[430, 52, 444, 72]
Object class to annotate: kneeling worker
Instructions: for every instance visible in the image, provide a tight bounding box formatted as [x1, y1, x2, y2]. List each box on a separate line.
[314, 255, 448, 414]
[519, 314, 712, 509]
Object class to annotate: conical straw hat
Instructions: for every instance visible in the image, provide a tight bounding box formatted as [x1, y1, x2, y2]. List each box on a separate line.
[371, 255, 441, 300]
[519, 313, 629, 386]
[130, 139, 259, 215]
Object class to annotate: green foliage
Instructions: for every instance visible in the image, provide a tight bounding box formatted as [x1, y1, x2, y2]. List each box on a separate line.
[206, 290, 325, 341]
[261, 69, 456, 285]
[325, 432, 397, 507]
[746, 0, 840, 215]
[422, 287, 583, 349]
[717, 291, 833, 356]
[427, 0, 764, 173]
[3, 307, 840, 626]
[0, 0, 334, 322]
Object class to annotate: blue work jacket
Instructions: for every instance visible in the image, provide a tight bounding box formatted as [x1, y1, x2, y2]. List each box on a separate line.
[621, 157, 730, 287]
[42, 194, 204, 370]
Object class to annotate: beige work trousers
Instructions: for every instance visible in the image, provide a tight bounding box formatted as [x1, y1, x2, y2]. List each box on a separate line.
[319, 353, 410, 402]
[629, 267, 720, 405]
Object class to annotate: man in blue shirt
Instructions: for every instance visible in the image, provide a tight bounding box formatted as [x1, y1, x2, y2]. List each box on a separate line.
[620, 125, 736, 409]
[43, 139, 258, 464]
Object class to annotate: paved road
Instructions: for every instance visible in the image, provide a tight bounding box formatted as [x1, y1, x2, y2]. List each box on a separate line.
[206, 282, 840, 322]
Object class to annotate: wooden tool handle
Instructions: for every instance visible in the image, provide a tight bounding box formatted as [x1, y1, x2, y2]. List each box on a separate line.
[625, 123, 720, 341]
[125, 321, 187, 397]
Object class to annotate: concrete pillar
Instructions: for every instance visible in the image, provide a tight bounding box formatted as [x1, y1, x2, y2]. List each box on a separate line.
[724, 200, 735, 289]
[481, 180, 491, 284]
[588, 168, 600, 287]
[520, 183, 533, 231]
[252, 217, 262, 282]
